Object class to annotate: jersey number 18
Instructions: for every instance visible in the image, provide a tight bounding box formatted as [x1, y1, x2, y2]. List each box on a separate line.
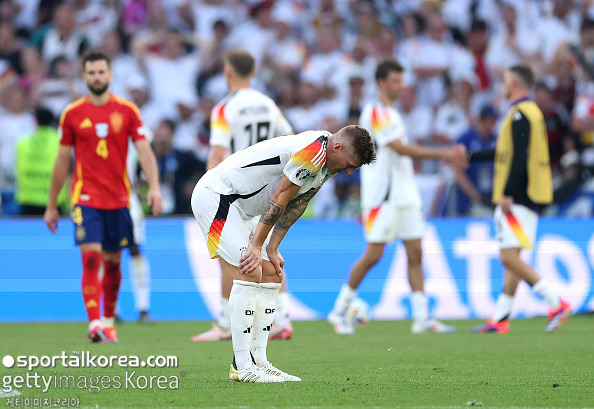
[244, 121, 271, 145]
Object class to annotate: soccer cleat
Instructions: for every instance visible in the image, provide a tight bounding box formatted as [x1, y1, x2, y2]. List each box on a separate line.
[103, 326, 119, 342]
[412, 319, 456, 334]
[472, 319, 510, 334]
[138, 311, 155, 325]
[259, 361, 301, 382]
[327, 311, 355, 335]
[545, 299, 571, 333]
[87, 326, 105, 343]
[229, 363, 284, 383]
[191, 323, 232, 341]
[268, 322, 293, 340]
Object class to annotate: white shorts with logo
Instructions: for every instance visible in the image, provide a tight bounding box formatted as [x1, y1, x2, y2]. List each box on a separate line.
[494, 203, 538, 249]
[191, 182, 270, 267]
[363, 204, 425, 243]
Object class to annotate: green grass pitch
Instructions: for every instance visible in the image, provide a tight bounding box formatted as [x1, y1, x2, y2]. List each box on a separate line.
[1, 317, 593, 408]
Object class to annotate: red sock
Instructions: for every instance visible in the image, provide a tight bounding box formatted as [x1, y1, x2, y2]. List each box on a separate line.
[102, 261, 122, 319]
[81, 251, 102, 322]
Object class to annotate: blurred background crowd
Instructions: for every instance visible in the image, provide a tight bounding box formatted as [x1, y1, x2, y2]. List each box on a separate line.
[2, 0, 594, 219]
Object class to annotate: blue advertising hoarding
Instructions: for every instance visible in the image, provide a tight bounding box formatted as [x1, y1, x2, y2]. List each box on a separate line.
[1, 218, 592, 322]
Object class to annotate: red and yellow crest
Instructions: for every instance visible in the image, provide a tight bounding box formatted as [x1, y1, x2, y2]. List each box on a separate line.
[110, 111, 124, 133]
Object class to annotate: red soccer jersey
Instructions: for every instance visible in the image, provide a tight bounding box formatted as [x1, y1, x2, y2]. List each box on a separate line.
[59, 94, 147, 210]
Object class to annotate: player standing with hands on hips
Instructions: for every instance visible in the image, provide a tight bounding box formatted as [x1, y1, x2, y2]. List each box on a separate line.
[44, 52, 162, 343]
[471, 65, 571, 334]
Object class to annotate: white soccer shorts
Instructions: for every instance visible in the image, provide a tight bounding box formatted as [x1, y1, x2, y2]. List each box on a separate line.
[191, 181, 270, 267]
[129, 192, 145, 246]
[494, 203, 538, 250]
[363, 204, 425, 243]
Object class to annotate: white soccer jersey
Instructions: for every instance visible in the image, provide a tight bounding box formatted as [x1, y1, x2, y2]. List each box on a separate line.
[200, 131, 333, 218]
[210, 88, 293, 153]
[359, 101, 422, 208]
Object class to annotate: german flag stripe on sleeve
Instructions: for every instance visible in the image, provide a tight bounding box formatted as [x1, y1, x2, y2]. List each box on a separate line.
[290, 137, 327, 172]
[371, 107, 390, 134]
[211, 104, 231, 134]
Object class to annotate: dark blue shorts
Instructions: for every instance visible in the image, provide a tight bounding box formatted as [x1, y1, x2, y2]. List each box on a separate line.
[71, 205, 133, 252]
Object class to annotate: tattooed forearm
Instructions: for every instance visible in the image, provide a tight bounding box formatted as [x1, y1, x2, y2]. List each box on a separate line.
[275, 189, 317, 230]
[260, 200, 285, 225]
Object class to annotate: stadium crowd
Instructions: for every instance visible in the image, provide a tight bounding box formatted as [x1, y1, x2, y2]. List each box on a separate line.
[1, 0, 594, 218]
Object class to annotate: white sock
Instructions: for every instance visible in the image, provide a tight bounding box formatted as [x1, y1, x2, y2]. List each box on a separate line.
[411, 291, 429, 322]
[274, 292, 290, 325]
[251, 282, 281, 367]
[101, 316, 115, 327]
[218, 298, 230, 330]
[332, 284, 356, 315]
[89, 319, 102, 330]
[532, 279, 560, 309]
[228, 280, 258, 370]
[131, 255, 150, 312]
[491, 293, 514, 322]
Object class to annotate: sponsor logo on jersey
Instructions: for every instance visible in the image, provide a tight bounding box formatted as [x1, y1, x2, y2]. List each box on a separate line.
[80, 118, 93, 129]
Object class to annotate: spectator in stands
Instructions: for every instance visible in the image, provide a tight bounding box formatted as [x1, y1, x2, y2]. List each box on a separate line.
[135, 29, 200, 122]
[225, 0, 275, 67]
[17, 47, 46, 93]
[196, 19, 229, 98]
[402, 14, 451, 108]
[0, 84, 35, 215]
[15, 107, 68, 215]
[34, 55, 83, 119]
[485, 5, 538, 84]
[433, 75, 474, 148]
[265, 11, 305, 77]
[152, 119, 205, 215]
[73, 0, 118, 47]
[121, 0, 150, 38]
[285, 80, 325, 133]
[101, 31, 144, 101]
[466, 20, 491, 95]
[126, 73, 163, 133]
[455, 105, 498, 216]
[37, 4, 89, 63]
[570, 83, 594, 151]
[0, 22, 23, 75]
[533, 81, 571, 173]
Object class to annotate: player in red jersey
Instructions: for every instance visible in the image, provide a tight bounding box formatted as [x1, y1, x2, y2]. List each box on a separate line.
[44, 52, 162, 343]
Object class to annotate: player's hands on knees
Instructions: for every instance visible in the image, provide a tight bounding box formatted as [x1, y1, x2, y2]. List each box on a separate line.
[43, 206, 60, 233]
[239, 243, 262, 274]
[147, 188, 163, 216]
[266, 247, 284, 277]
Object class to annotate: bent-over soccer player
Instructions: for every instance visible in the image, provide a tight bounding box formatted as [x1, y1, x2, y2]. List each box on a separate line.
[191, 125, 375, 382]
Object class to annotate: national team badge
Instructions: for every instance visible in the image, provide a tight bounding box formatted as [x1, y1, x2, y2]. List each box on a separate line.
[296, 168, 311, 181]
[110, 111, 123, 133]
[95, 123, 109, 138]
